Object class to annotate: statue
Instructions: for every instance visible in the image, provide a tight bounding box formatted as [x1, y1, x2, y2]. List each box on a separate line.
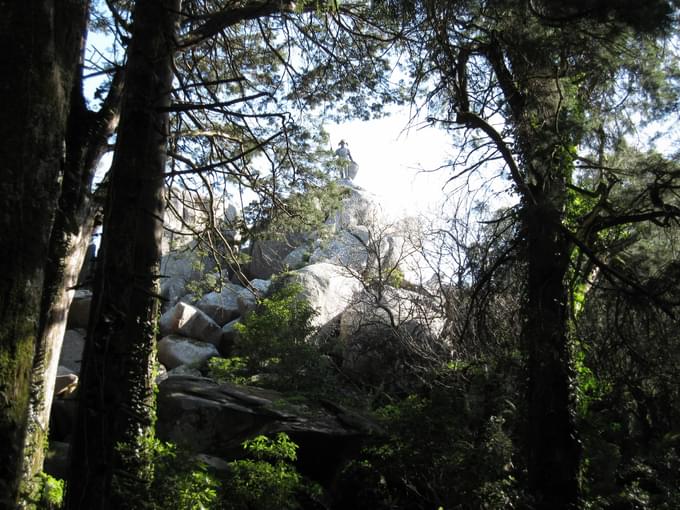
[335, 140, 359, 180]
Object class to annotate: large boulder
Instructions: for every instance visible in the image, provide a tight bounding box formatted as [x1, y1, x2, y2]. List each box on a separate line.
[282, 245, 310, 270]
[157, 335, 220, 369]
[59, 329, 86, 374]
[235, 279, 271, 316]
[248, 235, 305, 280]
[339, 286, 445, 343]
[284, 263, 362, 327]
[166, 364, 203, 378]
[159, 245, 216, 310]
[336, 286, 447, 385]
[194, 282, 244, 326]
[159, 301, 223, 346]
[380, 234, 407, 272]
[156, 376, 379, 484]
[309, 227, 370, 272]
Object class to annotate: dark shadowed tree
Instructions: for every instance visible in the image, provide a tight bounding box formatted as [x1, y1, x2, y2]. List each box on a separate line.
[0, 0, 89, 506]
[21, 57, 125, 501]
[66, 0, 180, 507]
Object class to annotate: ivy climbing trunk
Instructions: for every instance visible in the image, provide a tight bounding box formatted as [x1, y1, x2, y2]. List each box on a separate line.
[0, 0, 87, 506]
[66, 0, 179, 508]
[505, 42, 581, 508]
[481, 25, 582, 507]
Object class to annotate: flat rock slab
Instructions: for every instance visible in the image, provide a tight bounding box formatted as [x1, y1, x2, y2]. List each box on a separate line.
[157, 335, 219, 369]
[156, 376, 379, 484]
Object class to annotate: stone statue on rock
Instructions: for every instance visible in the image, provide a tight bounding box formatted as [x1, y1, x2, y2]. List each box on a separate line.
[335, 140, 359, 180]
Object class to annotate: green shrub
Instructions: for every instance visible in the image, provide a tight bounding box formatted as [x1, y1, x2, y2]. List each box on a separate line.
[150, 440, 219, 510]
[233, 283, 320, 390]
[219, 433, 321, 510]
[148, 433, 320, 510]
[206, 356, 249, 385]
[24, 472, 65, 510]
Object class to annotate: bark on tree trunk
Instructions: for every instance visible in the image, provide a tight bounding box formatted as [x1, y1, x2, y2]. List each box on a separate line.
[491, 37, 582, 507]
[21, 70, 123, 492]
[0, 1, 86, 506]
[523, 195, 581, 510]
[66, 0, 179, 508]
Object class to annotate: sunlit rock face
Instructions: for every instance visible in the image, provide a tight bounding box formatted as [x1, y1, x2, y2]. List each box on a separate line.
[157, 335, 220, 369]
[283, 262, 363, 327]
[162, 186, 240, 254]
[159, 301, 223, 346]
[326, 186, 384, 232]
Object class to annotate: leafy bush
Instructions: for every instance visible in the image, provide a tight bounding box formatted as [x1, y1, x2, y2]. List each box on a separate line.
[206, 356, 249, 385]
[148, 433, 320, 510]
[150, 440, 219, 510]
[22, 472, 65, 510]
[232, 283, 322, 390]
[220, 433, 320, 510]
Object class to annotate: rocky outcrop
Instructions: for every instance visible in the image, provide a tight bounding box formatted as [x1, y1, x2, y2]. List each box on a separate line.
[157, 335, 220, 369]
[194, 282, 244, 325]
[340, 286, 445, 339]
[235, 279, 271, 316]
[308, 227, 370, 271]
[333, 286, 447, 385]
[327, 186, 382, 232]
[284, 262, 362, 328]
[157, 375, 379, 483]
[50, 180, 442, 492]
[159, 301, 223, 346]
[248, 234, 306, 280]
[159, 246, 215, 311]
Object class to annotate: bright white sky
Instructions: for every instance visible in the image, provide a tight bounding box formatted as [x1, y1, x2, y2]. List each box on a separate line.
[326, 115, 455, 219]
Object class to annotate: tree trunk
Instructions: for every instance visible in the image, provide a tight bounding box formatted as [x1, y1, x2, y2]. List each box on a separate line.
[493, 31, 582, 507]
[21, 69, 123, 493]
[0, 1, 86, 506]
[515, 78, 581, 510]
[66, 0, 179, 508]
[523, 194, 580, 509]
